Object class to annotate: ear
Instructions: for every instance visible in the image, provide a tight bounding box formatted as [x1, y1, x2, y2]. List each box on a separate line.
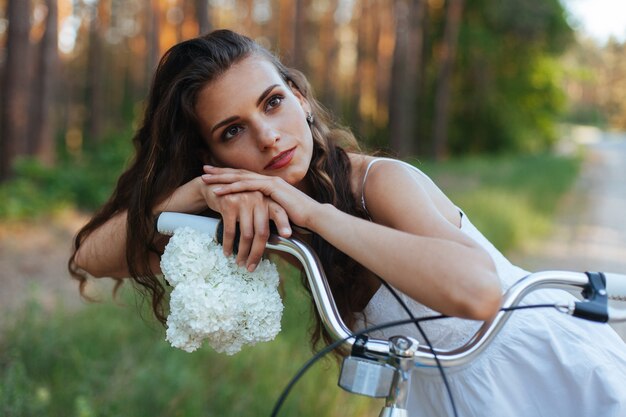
[288, 81, 311, 114]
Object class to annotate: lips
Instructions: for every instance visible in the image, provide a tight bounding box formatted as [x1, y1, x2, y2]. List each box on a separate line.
[265, 147, 296, 170]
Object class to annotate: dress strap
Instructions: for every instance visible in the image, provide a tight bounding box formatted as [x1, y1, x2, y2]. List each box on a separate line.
[360, 157, 464, 227]
[361, 158, 389, 217]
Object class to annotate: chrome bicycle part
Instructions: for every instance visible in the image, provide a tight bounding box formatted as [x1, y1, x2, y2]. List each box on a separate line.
[338, 356, 395, 398]
[378, 336, 419, 417]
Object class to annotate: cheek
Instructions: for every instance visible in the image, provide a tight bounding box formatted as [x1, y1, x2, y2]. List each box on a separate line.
[279, 109, 310, 139]
[204, 145, 233, 168]
[210, 147, 258, 170]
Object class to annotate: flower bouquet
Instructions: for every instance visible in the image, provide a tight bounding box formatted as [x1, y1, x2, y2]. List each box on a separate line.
[160, 227, 283, 355]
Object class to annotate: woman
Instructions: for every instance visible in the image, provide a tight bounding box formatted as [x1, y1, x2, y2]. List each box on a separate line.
[70, 30, 626, 416]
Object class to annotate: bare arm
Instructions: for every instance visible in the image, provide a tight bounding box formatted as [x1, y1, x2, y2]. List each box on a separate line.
[307, 161, 501, 320]
[203, 162, 502, 320]
[74, 178, 210, 278]
[74, 177, 291, 278]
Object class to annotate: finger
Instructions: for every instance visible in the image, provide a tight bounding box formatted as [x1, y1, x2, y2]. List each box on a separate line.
[201, 173, 242, 185]
[236, 209, 254, 266]
[212, 180, 273, 196]
[269, 202, 291, 237]
[203, 165, 233, 174]
[247, 205, 271, 272]
[221, 213, 237, 257]
[201, 172, 265, 185]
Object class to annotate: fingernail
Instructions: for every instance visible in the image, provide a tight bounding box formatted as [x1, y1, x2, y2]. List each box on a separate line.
[281, 227, 291, 236]
[213, 187, 223, 193]
[204, 164, 213, 168]
[247, 264, 257, 272]
[201, 174, 211, 180]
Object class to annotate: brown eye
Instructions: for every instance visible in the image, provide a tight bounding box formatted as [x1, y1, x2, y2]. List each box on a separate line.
[265, 94, 284, 111]
[222, 125, 243, 141]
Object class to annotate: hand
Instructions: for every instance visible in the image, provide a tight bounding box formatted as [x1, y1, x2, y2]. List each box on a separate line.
[201, 165, 321, 229]
[199, 182, 292, 271]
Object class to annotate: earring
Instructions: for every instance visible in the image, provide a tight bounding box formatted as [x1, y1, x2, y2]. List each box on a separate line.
[306, 112, 314, 125]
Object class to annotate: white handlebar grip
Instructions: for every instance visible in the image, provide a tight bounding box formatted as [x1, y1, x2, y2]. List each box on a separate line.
[604, 273, 626, 301]
[157, 212, 220, 237]
[608, 307, 626, 322]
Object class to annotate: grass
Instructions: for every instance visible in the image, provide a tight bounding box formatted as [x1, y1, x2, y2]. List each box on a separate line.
[0, 275, 379, 417]
[0, 151, 581, 417]
[416, 152, 581, 252]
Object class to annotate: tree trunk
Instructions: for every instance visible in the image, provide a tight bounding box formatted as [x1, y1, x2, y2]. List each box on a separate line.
[147, 0, 161, 75]
[276, 0, 294, 64]
[416, 2, 430, 156]
[375, 3, 393, 133]
[194, 0, 211, 35]
[292, 0, 307, 72]
[432, 0, 465, 160]
[388, 0, 426, 158]
[83, 1, 105, 145]
[0, 0, 32, 180]
[28, 0, 59, 165]
[355, 0, 381, 139]
[319, 0, 340, 113]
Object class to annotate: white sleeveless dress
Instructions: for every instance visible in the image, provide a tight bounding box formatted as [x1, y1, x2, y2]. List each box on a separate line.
[354, 158, 626, 417]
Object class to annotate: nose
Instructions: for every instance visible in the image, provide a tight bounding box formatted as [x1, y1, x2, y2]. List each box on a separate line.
[255, 121, 280, 151]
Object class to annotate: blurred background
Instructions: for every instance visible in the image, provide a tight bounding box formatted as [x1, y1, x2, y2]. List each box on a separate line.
[0, 0, 625, 416]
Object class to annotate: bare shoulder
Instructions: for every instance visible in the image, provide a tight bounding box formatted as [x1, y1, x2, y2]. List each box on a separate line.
[356, 157, 462, 232]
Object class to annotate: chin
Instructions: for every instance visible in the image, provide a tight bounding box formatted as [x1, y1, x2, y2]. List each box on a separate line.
[283, 170, 308, 188]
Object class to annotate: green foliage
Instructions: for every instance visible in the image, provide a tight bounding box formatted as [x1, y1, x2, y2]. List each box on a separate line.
[425, 0, 574, 154]
[0, 278, 378, 417]
[418, 152, 581, 252]
[560, 37, 626, 129]
[0, 131, 133, 220]
[564, 103, 608, 127]
[0, 353, 49, 417]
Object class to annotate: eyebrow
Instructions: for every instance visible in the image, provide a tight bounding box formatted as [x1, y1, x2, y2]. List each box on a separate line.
[210, 116, 238, 135]
[256, 84, 279, 106]
[210, 84, 280, 136]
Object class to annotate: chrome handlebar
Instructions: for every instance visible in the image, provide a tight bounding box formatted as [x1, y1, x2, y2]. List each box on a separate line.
[157, 212, 626, 368]
[270, 234, 626, 367]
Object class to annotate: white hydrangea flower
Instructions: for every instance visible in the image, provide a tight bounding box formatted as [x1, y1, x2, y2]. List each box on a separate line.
[160, 227, 283, 355]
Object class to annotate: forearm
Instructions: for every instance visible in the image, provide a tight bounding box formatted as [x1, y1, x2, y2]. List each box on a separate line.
[307, 204, 501, 320]
[154, 177, 208, 214]
[76, 178, 208, 278]
[74, 211, 134, 278]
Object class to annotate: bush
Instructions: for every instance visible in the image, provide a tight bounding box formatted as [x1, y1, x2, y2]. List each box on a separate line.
[0, 131, 133, 220]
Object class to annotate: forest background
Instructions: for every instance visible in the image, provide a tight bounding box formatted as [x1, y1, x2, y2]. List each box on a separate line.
[1, 1, 626, 417]
[2, 0, 626, 200]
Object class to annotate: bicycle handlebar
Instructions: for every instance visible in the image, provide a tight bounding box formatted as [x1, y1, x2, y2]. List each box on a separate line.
[156, 212, 626, 368]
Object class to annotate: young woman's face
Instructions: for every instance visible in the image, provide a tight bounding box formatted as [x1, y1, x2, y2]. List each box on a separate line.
[196, 56, 314, 188]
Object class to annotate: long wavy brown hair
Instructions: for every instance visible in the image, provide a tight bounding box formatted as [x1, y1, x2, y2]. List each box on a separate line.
[68, 29, 373, 350]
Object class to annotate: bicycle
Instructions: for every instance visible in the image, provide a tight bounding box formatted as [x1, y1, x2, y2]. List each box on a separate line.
[157, 212, 626, 417]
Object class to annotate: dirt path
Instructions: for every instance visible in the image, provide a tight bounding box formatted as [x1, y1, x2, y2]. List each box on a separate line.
[0, 212, 105, 320]
[510, 136, 626, 337]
